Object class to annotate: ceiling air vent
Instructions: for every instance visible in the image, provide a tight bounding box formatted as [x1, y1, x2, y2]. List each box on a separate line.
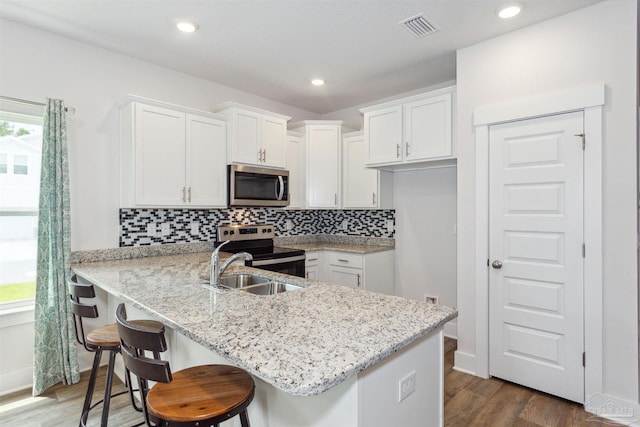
[399, 13, 439, 39]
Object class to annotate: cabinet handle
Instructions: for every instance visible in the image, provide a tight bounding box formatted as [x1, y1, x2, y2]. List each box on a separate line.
[338, 259, 349, 263]
[306, 272, 309, 278]
[357, 273, 361, 287]
[334, 193, 337, 206]
[182, 187, 186, 203]
[258, 149, 263, 162]
[263, 149, 267, 163]
[396, 143, 400, 158]
[308, 258, 318, 262]
[372, 192, 376, 205]
[187, 187, 191, 203]
[406, 142, 410, 157]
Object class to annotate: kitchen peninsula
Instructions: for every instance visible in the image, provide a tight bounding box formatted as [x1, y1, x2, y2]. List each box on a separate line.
[72, 248, 456, 427]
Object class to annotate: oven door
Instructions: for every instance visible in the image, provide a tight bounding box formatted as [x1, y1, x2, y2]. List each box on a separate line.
[250, 255, 305, 278]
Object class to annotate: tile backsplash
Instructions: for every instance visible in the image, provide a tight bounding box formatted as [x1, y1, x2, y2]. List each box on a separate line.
[120, 208, 395, 247]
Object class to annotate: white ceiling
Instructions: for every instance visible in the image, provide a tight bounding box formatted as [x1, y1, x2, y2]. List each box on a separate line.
[0, 0, 603, 114]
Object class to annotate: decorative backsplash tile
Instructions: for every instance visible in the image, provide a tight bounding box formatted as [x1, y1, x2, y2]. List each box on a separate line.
[120, 208, 395, 247]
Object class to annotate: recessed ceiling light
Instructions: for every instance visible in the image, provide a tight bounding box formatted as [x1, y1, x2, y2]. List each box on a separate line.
[176, 20, 199, 33]
[498, 4, 522, 19]
[311, 79, 325, 86]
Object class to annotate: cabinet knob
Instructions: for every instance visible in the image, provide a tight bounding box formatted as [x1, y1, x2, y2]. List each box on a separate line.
[491, 260, 503, 269]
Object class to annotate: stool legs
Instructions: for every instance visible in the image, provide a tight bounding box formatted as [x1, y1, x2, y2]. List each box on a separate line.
[240, 410, 251, 427]
[100, 350, 117, 426]
[79, 348, 119, 427]
[80, 349, 103, 427]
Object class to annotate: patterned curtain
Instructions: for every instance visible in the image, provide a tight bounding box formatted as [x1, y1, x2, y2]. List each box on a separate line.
[32, 98, 79, 396]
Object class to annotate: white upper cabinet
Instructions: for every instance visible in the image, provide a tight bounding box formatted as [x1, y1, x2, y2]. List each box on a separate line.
[342, 131, 392, 209]
[361, 87, 455, 170]
[120, 97, 227, 208]
[290, 121, 348, 209]
[214, 102, 290, 168]
[285, 131, 305, 208]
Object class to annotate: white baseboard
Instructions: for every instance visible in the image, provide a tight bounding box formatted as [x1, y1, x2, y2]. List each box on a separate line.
[453, 350, 481, 377]
[0, 366, 33, 396]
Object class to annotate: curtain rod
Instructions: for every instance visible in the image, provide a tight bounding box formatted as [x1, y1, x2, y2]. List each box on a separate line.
[0, 95, 76, 115]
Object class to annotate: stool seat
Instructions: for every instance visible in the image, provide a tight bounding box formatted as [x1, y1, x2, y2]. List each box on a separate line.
[87, 320, 166, 348]
[147, 365, 255, 423]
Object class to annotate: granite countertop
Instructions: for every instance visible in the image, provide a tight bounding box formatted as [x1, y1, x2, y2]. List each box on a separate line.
[71, 251, 456, 397]
[277, 242, 392, 254]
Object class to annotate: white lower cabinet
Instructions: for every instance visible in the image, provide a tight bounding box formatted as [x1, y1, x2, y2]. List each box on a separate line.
[304, 251, 321, 280]
[312, 250, 394, 295]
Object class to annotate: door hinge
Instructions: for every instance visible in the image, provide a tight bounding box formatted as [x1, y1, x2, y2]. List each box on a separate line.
[582, 352, 586, 367]
[582, 243, 586, 258]
[575, 133, 585, 150]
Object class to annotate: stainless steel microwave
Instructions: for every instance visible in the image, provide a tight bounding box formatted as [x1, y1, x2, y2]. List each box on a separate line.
[228, 164, 289, 207]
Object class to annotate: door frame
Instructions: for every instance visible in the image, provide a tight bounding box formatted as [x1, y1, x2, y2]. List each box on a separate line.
[472, 84, 605, 400]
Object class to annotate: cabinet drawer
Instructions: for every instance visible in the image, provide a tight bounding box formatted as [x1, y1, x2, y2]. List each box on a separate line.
[327, 252, 363, 268]
[305, 252, 321, 267]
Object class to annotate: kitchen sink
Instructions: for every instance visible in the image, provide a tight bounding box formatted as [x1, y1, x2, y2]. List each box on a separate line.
[240, 281, 302, 295]
[203, 273, 303, 295]
[219, 273, 271, 289]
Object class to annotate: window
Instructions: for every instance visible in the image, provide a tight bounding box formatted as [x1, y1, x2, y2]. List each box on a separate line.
[13, 154, 28, 175]
[0, 106, 43, 306]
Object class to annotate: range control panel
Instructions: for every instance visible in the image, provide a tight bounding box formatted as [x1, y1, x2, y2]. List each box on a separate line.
[217, 224, 275, 242]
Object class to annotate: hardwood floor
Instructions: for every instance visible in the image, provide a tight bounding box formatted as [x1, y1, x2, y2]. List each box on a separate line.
[0, 339, 624, 426]
[443, 338, 622, 427]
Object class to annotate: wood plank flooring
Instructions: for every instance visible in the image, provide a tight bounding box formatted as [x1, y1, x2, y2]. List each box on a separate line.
[0, 339, 623, 426]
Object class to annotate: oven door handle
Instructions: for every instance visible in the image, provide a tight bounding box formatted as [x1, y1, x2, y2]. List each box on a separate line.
[251, 254, 306, 266]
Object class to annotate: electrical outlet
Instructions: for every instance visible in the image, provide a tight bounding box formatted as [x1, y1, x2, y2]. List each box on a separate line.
[190, 222, 199, 235]
[386, 219, 394, 234]
[285, 219, 293, 231]
[425, 295, 439, 304]
[341, 219, 348, 231]
[398, 371, 416, 402]
[146, 223, 157, 237]
[161, 223, 171, 236]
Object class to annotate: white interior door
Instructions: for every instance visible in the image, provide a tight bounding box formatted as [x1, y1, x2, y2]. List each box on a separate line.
[489, 111, 585, 403]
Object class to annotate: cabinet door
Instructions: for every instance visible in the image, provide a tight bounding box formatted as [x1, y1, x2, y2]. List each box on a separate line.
[343, 134, 378, 208]
[403, 93, 452, 161]
[261, 116, 287, 168]
[230, 109, 261, 165]
[327, 266, 362, 289]
[285, 133, 305, 208]
[364, 105, 402, 165]
[305, 265, 320, 281]
[307, 125, 340, 208]
[186, 114, 227, 207]
[134, 103, 186, 205]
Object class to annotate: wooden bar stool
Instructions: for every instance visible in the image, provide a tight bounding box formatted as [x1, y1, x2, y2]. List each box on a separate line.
[69, 275, 160, 427]
[115, 303, 255, 427]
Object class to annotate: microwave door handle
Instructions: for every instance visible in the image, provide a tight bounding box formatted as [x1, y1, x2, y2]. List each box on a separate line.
[276, 176, 285, 200]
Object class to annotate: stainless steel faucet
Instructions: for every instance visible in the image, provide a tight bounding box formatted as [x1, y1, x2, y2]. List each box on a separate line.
[210, 240, 253, 287]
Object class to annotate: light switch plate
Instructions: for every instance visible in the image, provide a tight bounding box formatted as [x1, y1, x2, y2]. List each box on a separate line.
[161, 223, 171, 236]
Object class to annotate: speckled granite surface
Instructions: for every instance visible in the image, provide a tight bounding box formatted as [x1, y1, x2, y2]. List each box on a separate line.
[71, 251, 456, 397]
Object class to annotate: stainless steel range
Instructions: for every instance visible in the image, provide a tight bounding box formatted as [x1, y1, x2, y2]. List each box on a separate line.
[217, 224, 305, 277]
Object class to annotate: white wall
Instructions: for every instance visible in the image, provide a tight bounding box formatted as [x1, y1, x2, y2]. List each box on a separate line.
[393, 167, 457, 337]
[0, 18, 320, 251]
[456, 0, 638, 404]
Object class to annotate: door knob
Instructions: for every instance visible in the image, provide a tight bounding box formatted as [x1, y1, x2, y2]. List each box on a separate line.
[491, 260, 503, 269]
